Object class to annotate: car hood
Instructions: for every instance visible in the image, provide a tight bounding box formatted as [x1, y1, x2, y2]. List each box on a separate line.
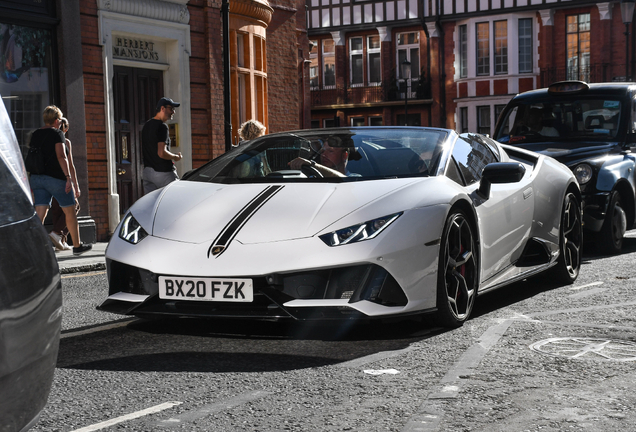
[510, 141, 619, 166]
[137, 179, 421, 244]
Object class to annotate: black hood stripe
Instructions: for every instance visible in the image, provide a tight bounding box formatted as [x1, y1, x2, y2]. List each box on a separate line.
[207, 185, 284, 258]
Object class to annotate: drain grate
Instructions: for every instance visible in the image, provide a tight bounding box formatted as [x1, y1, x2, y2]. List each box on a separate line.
[529, 337, 636, 362]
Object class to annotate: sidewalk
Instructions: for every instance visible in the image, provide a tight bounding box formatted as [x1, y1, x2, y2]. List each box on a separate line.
[56, 242, 108, 274]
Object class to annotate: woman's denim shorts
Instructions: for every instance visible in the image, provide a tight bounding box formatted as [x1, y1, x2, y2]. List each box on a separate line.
[30, 174, 76, 207]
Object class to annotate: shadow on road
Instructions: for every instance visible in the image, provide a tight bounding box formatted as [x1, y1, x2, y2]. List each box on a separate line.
[56, 316, 440, 373]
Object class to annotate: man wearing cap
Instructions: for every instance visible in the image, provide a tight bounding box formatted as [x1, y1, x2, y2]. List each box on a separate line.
[141, 97, 183, 194]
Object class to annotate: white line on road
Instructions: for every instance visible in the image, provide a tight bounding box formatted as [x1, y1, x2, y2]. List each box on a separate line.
[60, 319, 136, 339]
[69, 402, 182, 432]
[569, 281, 603, 291]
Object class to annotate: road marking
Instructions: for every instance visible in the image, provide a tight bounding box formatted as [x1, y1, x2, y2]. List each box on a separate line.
[69, 401, 182, 432]
[155, 390, 271, 426]
[569, 281, 603, 291]
[60, 319, 136, 339]
[569, 287, 607, 299]
[62, 271, 106, 279]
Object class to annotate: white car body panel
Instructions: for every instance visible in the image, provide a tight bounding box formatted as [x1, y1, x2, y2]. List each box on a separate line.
[100, 127, 579, 322]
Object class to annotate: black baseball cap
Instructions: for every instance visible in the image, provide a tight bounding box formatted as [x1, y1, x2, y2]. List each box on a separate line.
[156, 97, 180, 110]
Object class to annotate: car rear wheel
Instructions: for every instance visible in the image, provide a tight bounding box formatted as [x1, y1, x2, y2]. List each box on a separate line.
[598, 191, 626, 255]
[550, 192, 582, 284]
[434, 210, 478, 328]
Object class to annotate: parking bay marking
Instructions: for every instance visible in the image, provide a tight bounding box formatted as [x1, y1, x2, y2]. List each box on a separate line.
[69, 401, 182, 432]
[154, 390, 271, 427]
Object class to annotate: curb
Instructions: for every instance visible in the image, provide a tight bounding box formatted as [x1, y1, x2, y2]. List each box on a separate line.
[59, 263, 107, 275]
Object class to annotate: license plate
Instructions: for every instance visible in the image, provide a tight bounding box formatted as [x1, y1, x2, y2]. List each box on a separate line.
[158, 277, 253, 302]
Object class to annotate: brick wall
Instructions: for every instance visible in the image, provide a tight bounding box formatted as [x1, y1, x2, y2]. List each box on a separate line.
[267, 0, 302, 134]
[80, 2, 109, 240]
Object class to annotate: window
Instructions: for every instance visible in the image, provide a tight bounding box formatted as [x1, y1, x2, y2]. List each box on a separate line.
[350, 37, 363, 86]
[476, 22, 490, 76]
[323, 39, 336, 88]
[369, 116, 383, 126]
[230, 30, 268, 143]
[351, 117, 364, 126]
[495, 104, 507, 133]
[459, 107, 468, 133]
[494, 21, 507, 75]
[459, 25, 467, 78]
[311, 120, 320, 128]
[254, 35, 266, 72]
[519, 18, 533, 73]
[0, 23, 54, 155]
[452, 135, 498, 185]
[323, 118, 335, 127]
[309, 40, 319, 89]
[567, 13, 591, 82]
[477, 105, 491, 135]
[368, 35, 381, 85]
[397, 32, 420, 98]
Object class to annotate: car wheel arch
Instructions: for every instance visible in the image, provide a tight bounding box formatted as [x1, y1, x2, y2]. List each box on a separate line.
[612, 180, 635, 229]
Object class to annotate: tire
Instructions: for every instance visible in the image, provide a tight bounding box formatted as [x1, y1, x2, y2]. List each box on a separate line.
[434, 210, 478, 328]
[550, 192, 582, 284]
[598, 191, 626, 255]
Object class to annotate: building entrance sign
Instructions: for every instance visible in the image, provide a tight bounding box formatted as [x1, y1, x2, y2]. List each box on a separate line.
[113, 37, 161, 62]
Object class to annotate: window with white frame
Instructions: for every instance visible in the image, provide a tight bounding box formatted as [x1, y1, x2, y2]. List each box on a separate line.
[368, 35, 381, 85]
[459, 25, 467, 78]
[459, 107, 468, 133]
[518, 18, 533, 73]
[494, 20, 507, 75]
[309, 40, 319, 89]
[397, 32, 420, 98]
[495, 104, 507, 133]
[351, 117, 364, 126]
[476, 22, 489, 76]
[350, 37, 364, 86]
[369, 116, 383, 126]
[323, 39, 336, 88]
[477, 106, 491, 135]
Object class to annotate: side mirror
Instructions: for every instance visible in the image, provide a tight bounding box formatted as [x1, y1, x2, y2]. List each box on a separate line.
[478, 162, 526, 199]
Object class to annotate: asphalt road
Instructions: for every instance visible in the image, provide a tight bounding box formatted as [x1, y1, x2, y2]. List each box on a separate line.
[32, 235, 636, 432]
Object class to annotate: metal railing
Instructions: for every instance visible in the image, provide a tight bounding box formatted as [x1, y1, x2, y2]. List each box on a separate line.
[310, 80, 431, 106]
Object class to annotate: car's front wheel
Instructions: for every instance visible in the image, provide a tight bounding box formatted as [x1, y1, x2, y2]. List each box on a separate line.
[550, 192, 582, 284]
[434, 210, 478, 328]
[598, 191, 626, 255]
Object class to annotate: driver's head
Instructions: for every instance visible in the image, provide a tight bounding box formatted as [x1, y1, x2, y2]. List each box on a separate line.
[319, 140, 349, 174]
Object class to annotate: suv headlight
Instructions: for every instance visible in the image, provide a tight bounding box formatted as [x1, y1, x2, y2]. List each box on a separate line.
[119, 213, 148, 244]
[573, 164, 593, 184]
[319, 213, 402, 247]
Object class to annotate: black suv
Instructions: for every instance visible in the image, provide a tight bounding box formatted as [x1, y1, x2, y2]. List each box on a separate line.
[494, 81, 635, 254]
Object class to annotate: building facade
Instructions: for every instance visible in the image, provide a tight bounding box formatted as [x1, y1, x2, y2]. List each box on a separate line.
[306, 0, 436, 128]
[1, 0, 310, 241]
[423, 0, 635, 135]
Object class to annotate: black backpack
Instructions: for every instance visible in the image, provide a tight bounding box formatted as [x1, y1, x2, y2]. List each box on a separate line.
[25, 142, 50, 175]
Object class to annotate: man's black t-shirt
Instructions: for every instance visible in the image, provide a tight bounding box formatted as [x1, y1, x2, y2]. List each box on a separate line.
[142, 118, 173, 172]
[30, 128, 66, 180]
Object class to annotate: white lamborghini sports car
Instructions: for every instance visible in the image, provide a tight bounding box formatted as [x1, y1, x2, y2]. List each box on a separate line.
[98, 127, 582, 327]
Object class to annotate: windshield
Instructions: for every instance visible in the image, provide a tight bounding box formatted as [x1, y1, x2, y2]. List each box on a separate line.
[494, 97, 623, 145]
[186, 128, 450, 184]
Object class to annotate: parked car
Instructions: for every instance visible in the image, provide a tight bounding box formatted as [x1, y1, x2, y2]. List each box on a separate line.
[0, 98, 62, 430]
[98, 127, 581, 328]
[494, 81, 636, 254]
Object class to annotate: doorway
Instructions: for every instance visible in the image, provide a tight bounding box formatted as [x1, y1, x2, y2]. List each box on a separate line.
[112, 66, 163, 215]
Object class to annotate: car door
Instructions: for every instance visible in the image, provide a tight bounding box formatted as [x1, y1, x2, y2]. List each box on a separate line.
[450, 135, 535, 282]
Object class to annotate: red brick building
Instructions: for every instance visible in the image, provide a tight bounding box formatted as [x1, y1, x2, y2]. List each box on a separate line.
[425, 0, 635, 135]
[0, 0, 310, 241]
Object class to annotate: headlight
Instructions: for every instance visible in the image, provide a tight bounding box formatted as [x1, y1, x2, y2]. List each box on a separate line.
[119, 213, 148, 244]
[319, 213, 402, 247]
[573, 164, 593, 184]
